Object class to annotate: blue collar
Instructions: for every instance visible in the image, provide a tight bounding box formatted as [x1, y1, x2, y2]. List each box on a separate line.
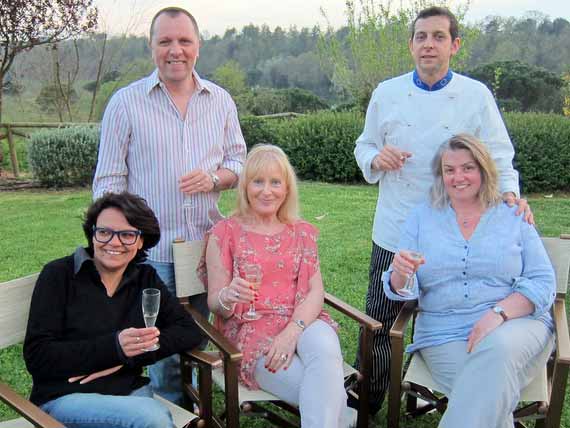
[413, 70, 453, 91]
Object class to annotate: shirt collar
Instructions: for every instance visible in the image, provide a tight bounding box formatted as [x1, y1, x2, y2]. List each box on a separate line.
[73, 246, 94, 276]
[146, 69, 211, 95]
[413, 69, 453, 92]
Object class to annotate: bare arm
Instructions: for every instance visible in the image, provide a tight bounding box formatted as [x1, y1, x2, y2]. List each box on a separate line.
[205, 238, 256, 318]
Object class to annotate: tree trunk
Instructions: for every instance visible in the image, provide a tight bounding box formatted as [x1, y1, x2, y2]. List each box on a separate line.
[88, 33, 107, 122]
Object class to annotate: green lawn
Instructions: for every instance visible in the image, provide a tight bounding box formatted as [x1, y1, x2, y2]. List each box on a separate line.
[1, 185, 569, 427]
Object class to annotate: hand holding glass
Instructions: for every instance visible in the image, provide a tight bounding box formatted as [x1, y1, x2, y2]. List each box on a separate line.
[397, 251, 424, 297]
[142, 288, 160, 351]
[242, 264, 262, 321]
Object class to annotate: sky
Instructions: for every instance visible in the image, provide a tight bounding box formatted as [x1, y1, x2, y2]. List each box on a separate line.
[94, 0, 570, 37]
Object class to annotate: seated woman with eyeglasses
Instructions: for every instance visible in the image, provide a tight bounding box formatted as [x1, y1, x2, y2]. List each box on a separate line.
[23, 192, 204, 428]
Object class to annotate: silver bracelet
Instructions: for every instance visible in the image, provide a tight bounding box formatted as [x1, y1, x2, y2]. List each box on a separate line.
[217, 287, 235, 312]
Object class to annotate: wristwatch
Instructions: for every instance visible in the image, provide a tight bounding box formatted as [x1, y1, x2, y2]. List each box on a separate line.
[492, 305, 508, 322]
[209, 172, 221, 190]
[292, 319, 306, 331]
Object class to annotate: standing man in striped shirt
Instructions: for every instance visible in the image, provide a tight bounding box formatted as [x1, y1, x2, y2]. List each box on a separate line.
[93, 6, 246, 405]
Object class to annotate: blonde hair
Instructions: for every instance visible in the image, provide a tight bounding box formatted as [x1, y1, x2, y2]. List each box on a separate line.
[235, 145, 299, 223]
[430, 133, 502, 209]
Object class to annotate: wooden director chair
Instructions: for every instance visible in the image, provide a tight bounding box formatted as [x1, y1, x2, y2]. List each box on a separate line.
[173, 239, 383, 428]
[0, 274, 201, 428]
[387, 234, 570, 428]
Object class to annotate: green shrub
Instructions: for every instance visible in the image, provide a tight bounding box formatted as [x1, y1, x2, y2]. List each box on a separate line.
[28, 127, 100, 187]
[505, 112, 570, 193]
[239, 115, 277, 150]
[274, 111, 364, 182]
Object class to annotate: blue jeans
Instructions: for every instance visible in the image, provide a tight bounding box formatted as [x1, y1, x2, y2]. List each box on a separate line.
[146, 260, 209, 405]
[40, 385, 174, 428]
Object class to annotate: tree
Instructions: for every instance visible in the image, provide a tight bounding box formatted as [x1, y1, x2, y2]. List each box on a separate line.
[0, 0, 98, 122]
[318, 0, 476, 110]
[212, 60, 248, 97]
[466, 60, 565, 113]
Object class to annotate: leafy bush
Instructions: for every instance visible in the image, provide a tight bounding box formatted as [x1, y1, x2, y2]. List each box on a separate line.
[28, 127, 100, 187]
[239, 111, 569, 192]
[273, 111, 364, 182]
[239, 115, 278, 150]
[505, 112, 570, 193]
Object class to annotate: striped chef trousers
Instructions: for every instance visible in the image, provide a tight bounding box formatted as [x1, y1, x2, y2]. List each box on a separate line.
[354, 242, 402, 414]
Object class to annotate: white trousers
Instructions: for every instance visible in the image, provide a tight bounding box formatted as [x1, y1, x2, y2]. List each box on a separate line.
[420, 318, 554, 428]
[254, 319, 353, 428]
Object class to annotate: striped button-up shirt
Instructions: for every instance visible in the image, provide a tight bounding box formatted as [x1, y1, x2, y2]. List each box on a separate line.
[93, 70, 246, 263]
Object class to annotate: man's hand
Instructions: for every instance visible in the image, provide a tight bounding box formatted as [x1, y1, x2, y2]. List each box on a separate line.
[179, 169, 214, 195]
[502, 192, 534, 225]
[371, 145, 412, 171]
[466, 310, 503, 353]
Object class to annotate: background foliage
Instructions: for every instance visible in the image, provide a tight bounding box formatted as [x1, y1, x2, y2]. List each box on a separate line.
[27, 126, 99, 187]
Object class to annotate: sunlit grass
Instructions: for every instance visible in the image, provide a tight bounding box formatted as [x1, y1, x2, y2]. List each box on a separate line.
[1, 185, 569, 426]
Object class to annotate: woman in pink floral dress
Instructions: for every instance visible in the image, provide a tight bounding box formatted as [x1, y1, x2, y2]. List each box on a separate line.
[200, 145, 355, 427]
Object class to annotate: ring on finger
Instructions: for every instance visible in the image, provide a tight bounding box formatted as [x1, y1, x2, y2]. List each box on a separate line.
[136, 336, 141, 343]
[233, 289, 240, 298]
[280, 353, 287, 362]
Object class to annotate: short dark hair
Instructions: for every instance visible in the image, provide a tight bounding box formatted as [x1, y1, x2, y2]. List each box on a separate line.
[411, 6, 459, 41]
[149, 7, 200, 42]
[83, 192, 161, 262]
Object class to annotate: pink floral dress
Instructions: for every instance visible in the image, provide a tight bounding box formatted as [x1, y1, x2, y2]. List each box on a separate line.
[198, 216, 338, 389]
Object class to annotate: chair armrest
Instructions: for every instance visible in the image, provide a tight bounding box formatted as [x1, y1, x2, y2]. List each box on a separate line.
[184, 305, 242, 363]
[324, 292, 382, 331]
[0, 382, 65, 428]
[553, 298, 570, 365]
[390, 300, 417, 339]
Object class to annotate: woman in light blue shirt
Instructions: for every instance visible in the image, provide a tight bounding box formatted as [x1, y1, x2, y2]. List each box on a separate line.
[383, 134, 555, 428]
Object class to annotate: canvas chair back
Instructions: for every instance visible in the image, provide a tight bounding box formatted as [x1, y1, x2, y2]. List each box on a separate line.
[172, 239, 206, 298]
[0, 274, 38, 350]
[542, 235, 570, 295]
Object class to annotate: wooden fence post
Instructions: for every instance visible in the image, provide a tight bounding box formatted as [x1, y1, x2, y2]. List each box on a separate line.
[6, 124, 20, 178]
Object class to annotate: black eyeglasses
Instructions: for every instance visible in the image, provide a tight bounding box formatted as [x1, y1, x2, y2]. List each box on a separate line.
[92, 227, 142, 245]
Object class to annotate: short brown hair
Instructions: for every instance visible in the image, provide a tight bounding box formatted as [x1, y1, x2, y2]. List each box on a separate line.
[430, 134, 502, 209]
[411, 6, 459, 41]
[149, 7, 200, 42]
[84, 192, 161, 262]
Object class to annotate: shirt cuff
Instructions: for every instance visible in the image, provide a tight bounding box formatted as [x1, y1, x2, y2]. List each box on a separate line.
[115, 332, 134, 365]
[382, 265, 418, 301]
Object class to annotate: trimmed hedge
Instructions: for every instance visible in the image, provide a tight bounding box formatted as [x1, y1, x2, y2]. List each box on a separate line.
[28, 126, 100, 187]
[505, 112, 570, 193]
[273, 112, 364, 182]
[20, 112, 570, 193]
[242, 111, 569, 192]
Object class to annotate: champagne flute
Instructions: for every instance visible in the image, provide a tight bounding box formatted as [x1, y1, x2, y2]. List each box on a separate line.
[142, 288, 160, 351]
[242, 264, 262, 321]
[397, 251, 423, 297]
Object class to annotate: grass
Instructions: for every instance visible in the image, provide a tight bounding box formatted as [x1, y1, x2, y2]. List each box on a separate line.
[0, 185, 569, 427]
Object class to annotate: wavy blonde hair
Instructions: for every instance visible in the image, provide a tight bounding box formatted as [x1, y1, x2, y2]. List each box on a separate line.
[235, 145, 299, 223]
[430, 133, 502, 209]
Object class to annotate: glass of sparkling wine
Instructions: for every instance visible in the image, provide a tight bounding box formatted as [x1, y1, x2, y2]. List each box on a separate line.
[397, 251, 423, 297]
[242, 264, 262, 321]
[142, 288, 160, 351]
